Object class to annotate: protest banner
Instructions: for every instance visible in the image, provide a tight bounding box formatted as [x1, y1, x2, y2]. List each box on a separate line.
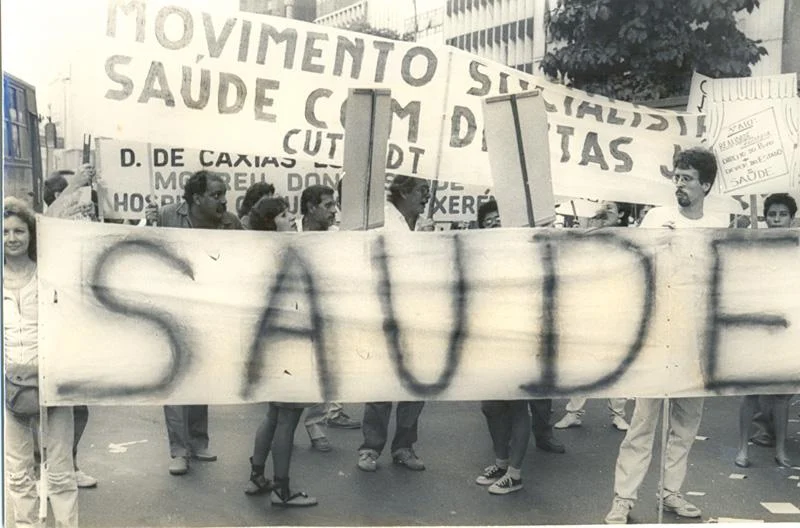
[691, 72, 800, 195]
[95, 138, 492, 225]
[340, 88, 391, 230]
[483, 90, 555, 227]
[39, 216, 800, 406]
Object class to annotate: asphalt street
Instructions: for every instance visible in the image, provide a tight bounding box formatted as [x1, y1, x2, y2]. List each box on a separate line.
[11, 397, 800, 526]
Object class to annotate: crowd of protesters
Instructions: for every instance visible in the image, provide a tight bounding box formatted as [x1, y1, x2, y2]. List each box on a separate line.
[4, 147, 798, 525]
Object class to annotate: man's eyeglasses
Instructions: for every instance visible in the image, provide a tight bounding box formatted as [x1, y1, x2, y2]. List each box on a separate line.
[672, 174, 699, 185]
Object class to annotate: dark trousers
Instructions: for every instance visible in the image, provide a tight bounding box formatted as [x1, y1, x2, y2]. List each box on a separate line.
[529, 399, 554, 442]
[359, 401, 425, 455]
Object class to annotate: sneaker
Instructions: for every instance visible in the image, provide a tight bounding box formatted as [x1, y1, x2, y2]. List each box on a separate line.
[488, 474, 523, 495]
[604, 498, 633, 524]
[191, 448, 217, 462]
[554, 413, 582, 429]
[357, 451, 378, 472]
[392, 448, 425, 470]
[661, 493, 701, 518]
[327, 412, 361, 429]
[311, 436, 332, 452]
[168, 456, 189, 476]
[611, 416, 630, 431]
[475, 464, 507, 485]
[75, 470, 98, 488]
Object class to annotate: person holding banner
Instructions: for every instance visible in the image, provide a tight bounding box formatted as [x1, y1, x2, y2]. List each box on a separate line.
[735, 193, 797, 469]
[145, 170, 242, 476]
[295, 185, 362, 453]
[605, 148, 728, 525]
[472, 200, 531, 495]
[357, 176, 433, 473]
[238, 182, 276, 229]
[554, 202, 631, 433]
[4, 197, 80, 527]
[243, 196, 317, 507]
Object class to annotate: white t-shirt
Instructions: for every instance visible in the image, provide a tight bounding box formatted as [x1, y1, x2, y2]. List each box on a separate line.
[639, 206, 729, 229]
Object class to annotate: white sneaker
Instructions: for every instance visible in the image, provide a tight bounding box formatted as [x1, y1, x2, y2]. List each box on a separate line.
[554, 413, 582, 429]
[488, 473, 523, 495]
[612, 416, 630, 431]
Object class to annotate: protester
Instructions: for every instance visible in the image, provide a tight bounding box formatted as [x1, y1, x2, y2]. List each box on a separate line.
[40, 166, 100, 488]
[472, 200, 531, 494]
[243, 196, 317, 506]
[357, 176, 432, 473]
[296, 185, 362, 453]
[735, 193, 797, 469]
[553, 201, 631, 433]
[238, 182, 275, 229]
[145, 170, 242, 475]
[4, 196, 79, 527]
[604, 148, 729, 524]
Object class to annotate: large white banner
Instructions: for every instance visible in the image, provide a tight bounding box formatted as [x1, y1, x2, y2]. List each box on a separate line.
[39, 217, 800, 405]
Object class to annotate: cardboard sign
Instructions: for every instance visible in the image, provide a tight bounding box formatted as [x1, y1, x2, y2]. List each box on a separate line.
[38, 216, 800, 405]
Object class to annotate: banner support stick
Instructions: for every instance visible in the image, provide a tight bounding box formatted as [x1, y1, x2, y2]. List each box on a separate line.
[657, 398, 670, 524]
[749, 195, 758, 229]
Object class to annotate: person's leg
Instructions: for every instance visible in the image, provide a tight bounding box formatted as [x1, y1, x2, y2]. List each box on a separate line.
[187, 405, 212, 458]
[304, 403, 328, 440]
[163, 405, 190, 458]
[507, 401, 531, 470]
[529, 399, 565, 452]
[325, 402, 361, 428]
[5, 411, 40, 527]
[609, 399, 627, 418]
[481, 401, 512, 461]
[662, 398, 704, 496]
[390, 401, 425, 454]
[358, 402, 392, 455]
[45, 406, 80, 527]
[72, 405, 88, 461]
[246, 404, 279, 495]
[772, 395, 792, 466]
[555, 397, 586, 428]
[613, 398, 661, 501]
[566, 397, 588, 414]
[750, 396, 776, 445]
[271, 407, 316, 506]
[736, 395, 758, 467]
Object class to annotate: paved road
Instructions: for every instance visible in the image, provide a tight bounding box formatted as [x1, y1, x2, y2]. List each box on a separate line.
[12, 397, 800, 526]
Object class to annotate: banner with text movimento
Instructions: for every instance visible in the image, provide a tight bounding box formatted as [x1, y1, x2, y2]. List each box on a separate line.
[39, 216, 800, 405]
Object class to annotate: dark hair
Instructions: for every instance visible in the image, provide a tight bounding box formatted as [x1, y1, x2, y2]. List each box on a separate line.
[674, 147, 717, 195]
[300, 185, 334, 215]
[477, 200, 498, 228]
[4, 196, 37, 261]
[43, 170, 72, 206]
[387, 176, 429, 206]
[249, 197, 289, 231]
[763, 193, 797, 218]
[183, 170, 224, 205]
[239, 182, 276, 218]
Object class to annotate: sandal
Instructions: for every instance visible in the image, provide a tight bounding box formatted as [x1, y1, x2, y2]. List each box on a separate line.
[244, 474, 272, 495]
[270, 488, 318, 507]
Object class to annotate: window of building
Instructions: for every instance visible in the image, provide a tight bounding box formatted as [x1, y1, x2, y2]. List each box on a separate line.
[4, 80, 30, 162]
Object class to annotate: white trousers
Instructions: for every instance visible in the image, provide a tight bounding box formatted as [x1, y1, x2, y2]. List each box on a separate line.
[613, 398, 703, 501]
[5, 406, 78, 527]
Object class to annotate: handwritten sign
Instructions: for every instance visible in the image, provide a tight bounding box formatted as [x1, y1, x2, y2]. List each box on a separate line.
[38, 217, 800, 405]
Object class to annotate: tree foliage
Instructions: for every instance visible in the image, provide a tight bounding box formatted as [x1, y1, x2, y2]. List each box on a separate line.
[344, 19, 415, 42]
[540, 0, 768, 101]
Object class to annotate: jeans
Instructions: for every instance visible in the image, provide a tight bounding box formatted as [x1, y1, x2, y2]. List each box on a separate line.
[5, 406, 79, 527]
[163, 405, 209, 458]
[359, 401, 425, 456]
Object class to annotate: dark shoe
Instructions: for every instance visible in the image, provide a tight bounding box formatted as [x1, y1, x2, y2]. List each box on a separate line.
[750, 433, 776, 447]
[392, 448, 425, 470]
[357, 451, 378, 472]
[326, 413, 361, 429]
[536, 437, 565, 454]
[311, 436, 332, 452]
[192, 448, 217, 462]
[271, 488, 318, 507]
[169, 457, 189, 476]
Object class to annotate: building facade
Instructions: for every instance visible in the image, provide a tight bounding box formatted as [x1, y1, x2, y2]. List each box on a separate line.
[314, 0, 444, 44]
[3, 73, 43, 211]
[240, 0, 317, 21]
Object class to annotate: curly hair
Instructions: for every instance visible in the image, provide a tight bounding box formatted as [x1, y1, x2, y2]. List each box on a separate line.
[674, 147, 717, 195]
[4, 196, 37, 261]
[239, 182, 276, 218]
